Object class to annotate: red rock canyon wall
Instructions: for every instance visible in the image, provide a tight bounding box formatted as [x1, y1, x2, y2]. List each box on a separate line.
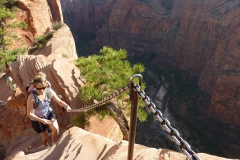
[61, 0, 240, 126]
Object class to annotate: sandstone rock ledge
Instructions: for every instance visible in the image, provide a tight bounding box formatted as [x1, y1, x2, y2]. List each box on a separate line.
[5, 127, 235, 160]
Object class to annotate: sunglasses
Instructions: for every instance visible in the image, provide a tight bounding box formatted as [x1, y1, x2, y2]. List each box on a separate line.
[36, 87, 46, 90]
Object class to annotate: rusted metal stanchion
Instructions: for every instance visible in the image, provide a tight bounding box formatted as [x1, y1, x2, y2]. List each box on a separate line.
[127, 74, 142, 160]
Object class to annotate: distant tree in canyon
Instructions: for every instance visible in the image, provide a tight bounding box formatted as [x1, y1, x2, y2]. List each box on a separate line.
[0, 0, 27, 71]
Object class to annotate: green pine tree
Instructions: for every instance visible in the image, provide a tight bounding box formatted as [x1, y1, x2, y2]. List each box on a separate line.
[74, 46, 148, 127]
[0, 0, 27, 71]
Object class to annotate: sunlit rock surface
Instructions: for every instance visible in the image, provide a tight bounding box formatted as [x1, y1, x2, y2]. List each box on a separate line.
[5, 127, 236, 160]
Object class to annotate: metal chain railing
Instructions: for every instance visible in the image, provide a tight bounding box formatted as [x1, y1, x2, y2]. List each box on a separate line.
[131, 82, 201, 160]
[69, 84, 130, 112]
[69, 74, 201, 160]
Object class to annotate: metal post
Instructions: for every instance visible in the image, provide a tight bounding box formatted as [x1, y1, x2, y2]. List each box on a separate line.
[128, 74, 142, 160]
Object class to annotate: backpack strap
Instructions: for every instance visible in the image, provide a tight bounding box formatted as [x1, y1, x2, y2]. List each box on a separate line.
[24, 92, 31, 106]
[45, 88, 53, 107]
[45, 88, 51, 100]
[31, 90, 41, 109]
[24, 90, 37, 107]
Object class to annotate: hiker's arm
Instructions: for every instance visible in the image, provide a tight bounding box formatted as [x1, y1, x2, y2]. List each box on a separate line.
[26, 94, 52, 124]
[51, 89, 72, 112]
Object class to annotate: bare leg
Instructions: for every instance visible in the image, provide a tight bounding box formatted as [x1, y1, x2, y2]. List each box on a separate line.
[49, 119, 59, 145]
[40, 130, 49, 146]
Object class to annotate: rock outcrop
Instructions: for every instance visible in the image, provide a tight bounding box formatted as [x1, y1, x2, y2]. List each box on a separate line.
[0, 24, 78, 151]
[32, 24, 78, 60]
[1, 0, 239, 159]
[11, 0, 64, 50]
[0, 25, 123, 157]
[4, 127, 236, 160]
[17, 0, 63, 36]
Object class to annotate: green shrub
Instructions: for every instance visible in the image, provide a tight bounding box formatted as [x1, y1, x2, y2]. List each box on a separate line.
[0, 48, 25, 71]
[53, 21, 63, 31]
[71, 112, 90, 128]
[0, 0, 28, 70]
[34, 32, 54, 50]
[73, 46, 147, 127]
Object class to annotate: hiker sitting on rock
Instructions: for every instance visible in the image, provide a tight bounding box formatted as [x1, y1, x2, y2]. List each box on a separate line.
[26, 72, 72, 147]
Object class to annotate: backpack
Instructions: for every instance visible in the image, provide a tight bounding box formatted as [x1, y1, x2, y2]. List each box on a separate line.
[24, 88, 51, 108]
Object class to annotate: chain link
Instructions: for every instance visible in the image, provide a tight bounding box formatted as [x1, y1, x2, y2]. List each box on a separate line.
[132, 83, 201, 160]
[70, 84, 130, 112]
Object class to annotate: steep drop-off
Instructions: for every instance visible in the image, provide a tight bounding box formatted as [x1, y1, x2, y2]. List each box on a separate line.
[60, 0, 240, 158]
[61, 0, 240, 127]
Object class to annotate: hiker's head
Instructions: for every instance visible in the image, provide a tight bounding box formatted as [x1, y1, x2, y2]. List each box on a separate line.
[33, 72, 47, 90]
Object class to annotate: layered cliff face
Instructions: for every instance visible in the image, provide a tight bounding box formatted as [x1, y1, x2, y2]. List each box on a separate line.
[60, 0, 240, 126]
[13, 0, 63, 48]
[60, 0, 117, 43]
